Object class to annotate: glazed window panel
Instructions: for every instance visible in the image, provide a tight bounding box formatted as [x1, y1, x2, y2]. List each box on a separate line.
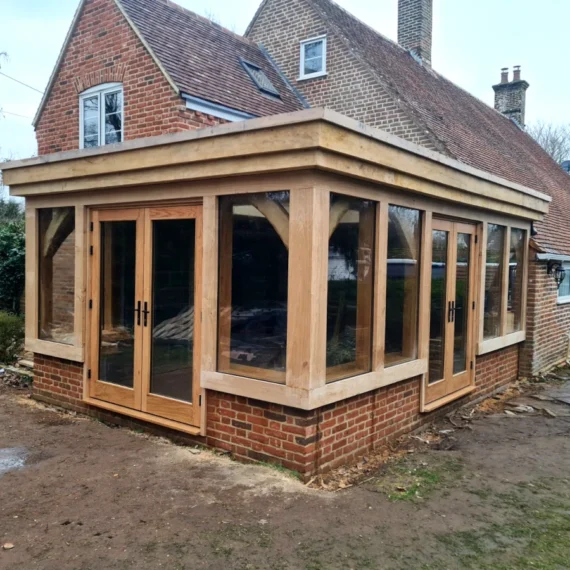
[507, 228, 525, 334]
[37, 207, 76, 345]
[483, 224, 505, 339]
[385, 206, 421, 367]
[218, 192, 289, 383]
[326, 194, 375, 382]
[558, 263, 570, 300]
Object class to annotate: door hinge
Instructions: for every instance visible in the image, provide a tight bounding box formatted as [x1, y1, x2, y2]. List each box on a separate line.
[199, 395, 202, 407]
[90, 222, 94, 232]
[89, 299, 93, 310]
[475, 235, 479, 244]
[470, 361, 474, 370]
[89, 245, 94, 256]
[87, 369, 92, 379]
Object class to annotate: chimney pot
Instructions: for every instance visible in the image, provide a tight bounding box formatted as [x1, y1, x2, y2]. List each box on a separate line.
[513, 65, 521, 81]
[398, 0, 433, 67]
[501, 68, 509, 83]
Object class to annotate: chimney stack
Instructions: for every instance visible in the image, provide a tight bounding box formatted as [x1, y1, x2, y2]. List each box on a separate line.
[398, 0, 433, 67]
[492, 66, 529, 128]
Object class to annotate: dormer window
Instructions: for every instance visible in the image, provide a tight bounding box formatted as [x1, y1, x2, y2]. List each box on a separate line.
[299, 36, 327, 80]
[80, 83, 123, 149]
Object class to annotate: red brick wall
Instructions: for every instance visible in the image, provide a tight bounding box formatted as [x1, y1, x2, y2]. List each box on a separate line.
[34, 344, 518, 477]
[36, 0, 223, 155]
[520, 256, 570, 376]
[247, 0, 437, 149]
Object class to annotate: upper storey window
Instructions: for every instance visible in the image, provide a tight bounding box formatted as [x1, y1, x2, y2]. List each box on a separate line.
[80, 83, 123, 149]
[299, 36, 327, 80]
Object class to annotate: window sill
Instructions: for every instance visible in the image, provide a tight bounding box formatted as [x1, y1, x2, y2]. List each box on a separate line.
[298, 72, 328, 81]
[557, 296, 570, 305]
[477, 330, 525, 356]
[26, 338, 84, 363]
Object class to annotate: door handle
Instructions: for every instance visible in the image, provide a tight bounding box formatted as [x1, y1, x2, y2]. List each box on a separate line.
[448, 300, 456, 323]
[135, 301, 141, 326]
[143, 301, 150, 327]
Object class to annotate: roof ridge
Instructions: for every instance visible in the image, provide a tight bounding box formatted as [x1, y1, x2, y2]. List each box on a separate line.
[157, 0, 258, 47]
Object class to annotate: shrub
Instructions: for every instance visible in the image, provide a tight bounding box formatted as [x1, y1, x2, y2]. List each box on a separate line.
[0, 219, 25, 314]
[0, 311, 24, 364]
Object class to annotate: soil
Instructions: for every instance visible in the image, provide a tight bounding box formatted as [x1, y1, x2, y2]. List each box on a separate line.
[1, 378, 570, 570]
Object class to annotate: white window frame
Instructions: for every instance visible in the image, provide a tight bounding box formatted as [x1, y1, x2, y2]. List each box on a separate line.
[79, 82, 124, 150]
[299, 35, 327, 81]
[557, 262, 570, 304]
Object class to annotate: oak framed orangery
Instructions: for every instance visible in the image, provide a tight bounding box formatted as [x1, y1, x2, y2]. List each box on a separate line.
[2, 109, 549, 475]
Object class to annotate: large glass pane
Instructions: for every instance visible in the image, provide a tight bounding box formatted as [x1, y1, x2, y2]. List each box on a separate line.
[326, 194, 375, 382]
[507, 228, 525, 333]
[98, 221, 136, 388]
[559, 263, 570, 299]
[483, 224, 505, 339]
[150, 220, 195, 402]
[385, 206, 421, 366]
[38, 207, 75, 345]
[104, 91, 122, 145]
[453, 233, 471, 374]
[218, 192, 289, 382]
[429, 230, 448, 383]
[82, 96, 99, 148]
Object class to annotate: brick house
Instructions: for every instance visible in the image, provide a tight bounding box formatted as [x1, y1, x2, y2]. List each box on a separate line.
[1, 0, 563, 476]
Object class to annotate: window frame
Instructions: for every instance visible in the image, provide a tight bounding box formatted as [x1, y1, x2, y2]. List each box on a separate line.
[477, 223, 529, 355]
[557, 262, 570, 304]
[79, 83, 124, 150]
[299, 35, 328, 80]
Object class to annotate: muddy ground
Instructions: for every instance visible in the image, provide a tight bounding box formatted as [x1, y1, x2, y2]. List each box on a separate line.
[1, 379, 570, 570]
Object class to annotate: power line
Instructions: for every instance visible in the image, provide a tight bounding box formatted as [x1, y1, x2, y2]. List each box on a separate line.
[1, 109, 33, 120]
[0, 71, 44, 94]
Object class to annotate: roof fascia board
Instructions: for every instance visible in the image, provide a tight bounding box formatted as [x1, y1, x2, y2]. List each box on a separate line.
[183, 93, 256, 122]
[113, 0, 179, 95]
[32, 0, 87, 127]
[536, 253, 570, 262]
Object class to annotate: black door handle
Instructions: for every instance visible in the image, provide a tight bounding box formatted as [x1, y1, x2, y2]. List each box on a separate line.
[135, 301, 141, 326]
[143, 302, 150, 327]
[448, 300, 456, 323]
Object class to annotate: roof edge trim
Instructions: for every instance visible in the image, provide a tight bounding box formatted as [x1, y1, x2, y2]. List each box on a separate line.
[536, 253, 570, 262]
[183, 93, 257, 122]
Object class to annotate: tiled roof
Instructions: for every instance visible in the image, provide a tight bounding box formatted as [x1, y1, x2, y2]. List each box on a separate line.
[117, 0, 305, 118]
[305, 0, 570, 255]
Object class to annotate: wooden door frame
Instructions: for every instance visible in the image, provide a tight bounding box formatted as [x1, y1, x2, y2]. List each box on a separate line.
[425, 218, 478, 407]
[141, 205, 203, 427]
[88, 207, 145, 410]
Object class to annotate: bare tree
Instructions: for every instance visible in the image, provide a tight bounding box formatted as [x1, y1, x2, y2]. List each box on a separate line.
[527, 121, 570, 164]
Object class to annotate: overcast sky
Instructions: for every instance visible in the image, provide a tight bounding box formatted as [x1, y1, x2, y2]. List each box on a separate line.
[1, 0, 568, 160]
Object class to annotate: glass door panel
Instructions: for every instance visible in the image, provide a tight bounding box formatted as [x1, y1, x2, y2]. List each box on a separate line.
[428, 230, 448, 384]
[453, 233, 471, 374]
[99, 220, 137, 388]
[89, 209, 144, 410]
[150, 219, 196, 403]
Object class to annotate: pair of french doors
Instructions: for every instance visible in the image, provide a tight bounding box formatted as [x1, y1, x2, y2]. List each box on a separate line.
[426, 219, 477, 406]
[88, 205, 202, 427]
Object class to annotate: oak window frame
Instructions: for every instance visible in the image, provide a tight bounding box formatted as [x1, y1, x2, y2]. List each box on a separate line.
[477, 223, 529, 356]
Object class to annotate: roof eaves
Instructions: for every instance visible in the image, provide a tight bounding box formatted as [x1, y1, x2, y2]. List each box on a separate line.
[182, 93, 257, 122]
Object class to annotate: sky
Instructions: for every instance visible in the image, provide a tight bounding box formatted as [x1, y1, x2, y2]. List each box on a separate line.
[0, 0, 568, 161]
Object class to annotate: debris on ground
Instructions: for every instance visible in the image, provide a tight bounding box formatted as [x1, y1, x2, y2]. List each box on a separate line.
[0, 365, 33, 389]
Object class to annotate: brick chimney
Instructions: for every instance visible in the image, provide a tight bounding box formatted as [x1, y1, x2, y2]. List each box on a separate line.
[398, 0, 433, 66]
[492, 66, 530, 127]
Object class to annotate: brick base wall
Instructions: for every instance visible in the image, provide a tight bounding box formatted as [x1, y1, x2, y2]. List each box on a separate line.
[33, 345, 519, 478]
[521, 258, 570, 377]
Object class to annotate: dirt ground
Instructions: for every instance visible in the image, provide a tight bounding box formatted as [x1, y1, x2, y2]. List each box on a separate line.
[1, 378, 570, 570]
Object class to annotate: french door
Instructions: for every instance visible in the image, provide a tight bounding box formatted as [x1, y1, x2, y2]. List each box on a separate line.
[425, 219, 477, 406]
[88, 205, 202, 427]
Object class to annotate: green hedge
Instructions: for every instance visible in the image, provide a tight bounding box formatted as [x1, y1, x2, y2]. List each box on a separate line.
[0, 219, 25, 314]
[0, 311, 24, 364]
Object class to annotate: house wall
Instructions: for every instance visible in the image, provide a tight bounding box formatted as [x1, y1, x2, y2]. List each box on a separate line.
[33, 344, 519, 477]
[247, 0, 436, 149]
[35, 0, 222, 156]
[520, 254, 570, 376]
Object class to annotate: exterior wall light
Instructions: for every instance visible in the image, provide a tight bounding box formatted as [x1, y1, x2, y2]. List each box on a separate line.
[547, 260, 567, 289]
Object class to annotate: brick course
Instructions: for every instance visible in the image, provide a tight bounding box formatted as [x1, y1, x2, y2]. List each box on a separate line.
[36, 0, 223, 156]
[34, 344, 519, 478]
